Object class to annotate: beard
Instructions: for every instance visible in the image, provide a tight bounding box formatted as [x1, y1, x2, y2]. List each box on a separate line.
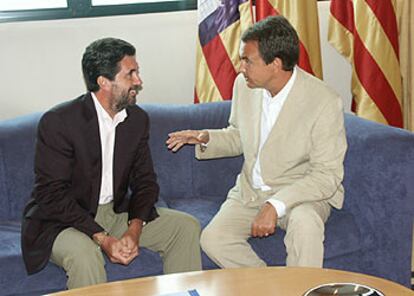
[112, 85, 142, 113]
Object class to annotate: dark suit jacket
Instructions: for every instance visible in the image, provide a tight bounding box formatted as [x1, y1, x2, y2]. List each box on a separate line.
[21, 93, 159, 275]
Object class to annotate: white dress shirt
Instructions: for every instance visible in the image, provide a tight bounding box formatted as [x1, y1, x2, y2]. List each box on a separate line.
[92, 93, 127, 205]
[252, 67, 297, 217]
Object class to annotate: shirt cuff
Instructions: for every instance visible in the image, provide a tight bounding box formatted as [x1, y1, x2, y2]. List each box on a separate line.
[266, 198, 286, 218]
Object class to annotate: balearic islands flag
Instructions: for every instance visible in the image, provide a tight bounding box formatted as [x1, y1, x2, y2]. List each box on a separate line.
[195, 0, 253, 103]
[255, 0, 323, 79]
[328, 0, 403, 127]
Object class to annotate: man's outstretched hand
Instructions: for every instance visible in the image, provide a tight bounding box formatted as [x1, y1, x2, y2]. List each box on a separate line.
[166, 130, 209, 152]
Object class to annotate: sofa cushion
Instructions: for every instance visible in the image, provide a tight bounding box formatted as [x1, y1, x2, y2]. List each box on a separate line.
[164, 198, 221, 229]
[0, 221, 65, 296]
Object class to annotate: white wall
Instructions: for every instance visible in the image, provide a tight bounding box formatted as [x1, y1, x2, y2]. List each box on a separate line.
[0, 2, 351, 120]
[318, 2, 353, 112]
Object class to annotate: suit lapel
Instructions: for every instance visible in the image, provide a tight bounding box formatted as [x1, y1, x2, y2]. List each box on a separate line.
[249, 89, 263, 156]
[263, 69, 306, 149]
[113, 110, 136, 198]
[82, 94, 102, 204]
[83, 94, 102, 163]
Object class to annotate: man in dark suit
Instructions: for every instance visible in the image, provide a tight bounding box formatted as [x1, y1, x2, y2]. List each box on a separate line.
[21, 37, 201, 289]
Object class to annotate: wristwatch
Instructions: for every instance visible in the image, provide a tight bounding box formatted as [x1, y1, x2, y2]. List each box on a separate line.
[93, 231, 109, 247]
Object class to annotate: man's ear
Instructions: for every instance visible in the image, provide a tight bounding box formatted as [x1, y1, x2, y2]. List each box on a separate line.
[272, 57, 283, 70]
[97, 76, 110, 90]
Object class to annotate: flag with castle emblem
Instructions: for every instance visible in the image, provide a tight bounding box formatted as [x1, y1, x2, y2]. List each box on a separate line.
[195, 0, 253, 103]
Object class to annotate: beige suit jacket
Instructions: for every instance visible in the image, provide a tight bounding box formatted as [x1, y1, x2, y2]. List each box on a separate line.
[196, 69, 347, 211]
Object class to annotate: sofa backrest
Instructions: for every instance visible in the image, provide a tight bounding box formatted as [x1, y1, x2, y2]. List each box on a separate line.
[1, 101, 413, 223]
[141, 102, 243, 205]
[0, 113, 41, 221]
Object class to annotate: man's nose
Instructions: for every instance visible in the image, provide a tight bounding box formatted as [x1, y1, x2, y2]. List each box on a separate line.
[133, 73, 142, 86]
[239, 61, 246, 74]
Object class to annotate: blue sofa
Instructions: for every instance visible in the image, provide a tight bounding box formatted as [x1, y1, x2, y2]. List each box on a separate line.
[0, 101, 413, 295]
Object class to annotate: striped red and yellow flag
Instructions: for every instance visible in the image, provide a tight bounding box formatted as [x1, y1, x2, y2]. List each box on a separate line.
[255, 0, 323, 79]
[195, 0, 253, 103]
[329, 0, 403, 127]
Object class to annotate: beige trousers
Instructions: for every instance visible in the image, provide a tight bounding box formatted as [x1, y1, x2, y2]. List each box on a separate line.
[51, 204, 202, 289]
[200, 197, 331, 268]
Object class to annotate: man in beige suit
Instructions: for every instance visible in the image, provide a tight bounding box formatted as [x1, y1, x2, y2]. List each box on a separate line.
[167, 16, 347, 268]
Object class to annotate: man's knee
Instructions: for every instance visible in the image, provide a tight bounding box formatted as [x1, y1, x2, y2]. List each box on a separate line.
[52, 229, 105, 274]
[63, 244, 105, 271]
[200, 223, 224, 255]
[172, 210, 201, 234]
[158, 209, 201, 241]
[62, 246, 106, 289]
[287, 205, 325, 238]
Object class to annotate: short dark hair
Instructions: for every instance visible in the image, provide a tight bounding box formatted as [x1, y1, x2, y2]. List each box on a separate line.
[241, 15, 299, 71]
[82, 37, 136, 92]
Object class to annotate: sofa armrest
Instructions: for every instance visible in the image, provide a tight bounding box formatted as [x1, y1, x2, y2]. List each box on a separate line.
[342, 114, 414, 284]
